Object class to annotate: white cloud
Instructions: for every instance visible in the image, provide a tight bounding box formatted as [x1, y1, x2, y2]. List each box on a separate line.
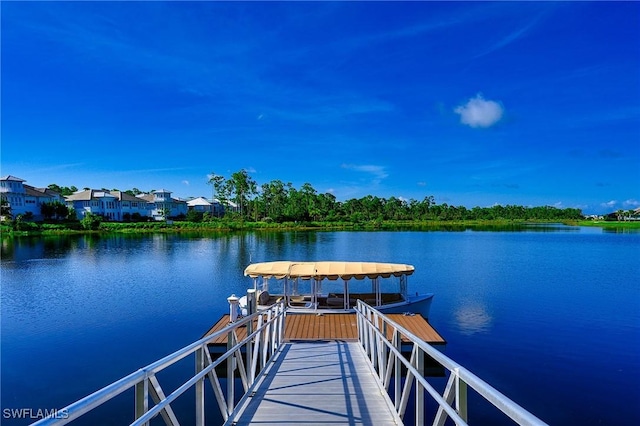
[602, 200, 617, 209]
[623, 199, 639, 208]
[182, 180, 190, 186]
[341, 164, 389, 184]
[454, 94, 504, 128]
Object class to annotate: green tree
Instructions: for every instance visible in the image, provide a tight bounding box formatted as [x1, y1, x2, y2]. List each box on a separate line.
[260, 180, 289, 221]
[160, 207, 171, 221]
[81, 212, 102, 230]
[208, 173, 229, 217]
[66, 207, 77, 221]
[228, 169, 257, 220]
[123, 188, 142, 196]
[54, 201, 69, 219]
[284, 186, 308, 221]
[41, 201, 70, 220]
[316, 192, 337, 221]
[47, 184, 77, 196]
[300, 183, 318, 221]
[1, 197, 12, 220]
[41, 202, 55, 220]
[186, 210, 204, 222]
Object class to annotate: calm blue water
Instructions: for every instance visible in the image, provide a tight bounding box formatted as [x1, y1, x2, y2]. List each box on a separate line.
[1, 228, 639, 425]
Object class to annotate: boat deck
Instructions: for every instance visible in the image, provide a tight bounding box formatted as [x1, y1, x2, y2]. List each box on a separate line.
[203, 312, 446, 345]
[229, 341, 400, 426]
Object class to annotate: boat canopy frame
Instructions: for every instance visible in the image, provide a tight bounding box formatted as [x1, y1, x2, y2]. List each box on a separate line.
[244, 261, 414, 310]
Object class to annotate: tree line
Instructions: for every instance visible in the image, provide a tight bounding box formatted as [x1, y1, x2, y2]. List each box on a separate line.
[203, 169, 584, 223]
[4, 169, 583, 226]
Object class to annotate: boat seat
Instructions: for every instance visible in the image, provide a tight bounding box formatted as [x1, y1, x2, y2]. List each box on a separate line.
[326, 297, 344, 307]
[258, 290, 270, 305]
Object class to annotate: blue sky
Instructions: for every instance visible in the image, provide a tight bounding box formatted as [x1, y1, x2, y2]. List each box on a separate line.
[1, 1, 638, 215]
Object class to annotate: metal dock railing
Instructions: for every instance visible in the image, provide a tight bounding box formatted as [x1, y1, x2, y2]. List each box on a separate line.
[32, 299, 547, 425]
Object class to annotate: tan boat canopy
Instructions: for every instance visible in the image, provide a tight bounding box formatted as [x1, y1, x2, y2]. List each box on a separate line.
[244, 261, 414, 280]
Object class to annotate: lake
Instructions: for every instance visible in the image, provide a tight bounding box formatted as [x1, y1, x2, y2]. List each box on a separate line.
[1, 227, 639, 425]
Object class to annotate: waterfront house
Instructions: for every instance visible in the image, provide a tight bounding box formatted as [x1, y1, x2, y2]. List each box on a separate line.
[186, 196, 225, 217]
[137, 189, 188, 221]
[1, 175, 63, 221]
[111, 191, 151, 220]
[66, 189, 151, 221]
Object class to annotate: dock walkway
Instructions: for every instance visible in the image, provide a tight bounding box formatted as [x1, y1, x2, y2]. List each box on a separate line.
[230, 340, 400, 426]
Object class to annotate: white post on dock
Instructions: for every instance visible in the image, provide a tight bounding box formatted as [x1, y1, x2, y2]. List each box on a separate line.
[246, 289, 257, 316]
[228, 294, 239, 322]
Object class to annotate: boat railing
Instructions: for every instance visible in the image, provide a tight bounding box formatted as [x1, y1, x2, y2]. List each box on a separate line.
[354, 300, 548, 426]
[31, 300, 287, 426]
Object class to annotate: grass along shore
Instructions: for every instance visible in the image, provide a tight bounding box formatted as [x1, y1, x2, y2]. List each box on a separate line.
[2, 218, 639, 237]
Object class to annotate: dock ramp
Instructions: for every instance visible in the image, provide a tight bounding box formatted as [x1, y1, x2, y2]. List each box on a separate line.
[230, 341, 400, 425]
[32, 300, 547, 426]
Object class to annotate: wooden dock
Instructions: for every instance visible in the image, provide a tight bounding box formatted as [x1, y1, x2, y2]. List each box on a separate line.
[203, 312, 446, 345]
[202, 311, 447, 424]
[229, 340, 401, 425]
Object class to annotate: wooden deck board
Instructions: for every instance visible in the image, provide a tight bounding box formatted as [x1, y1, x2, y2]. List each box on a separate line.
[230, 341, 399, 426]
[203, 312, 445, 345]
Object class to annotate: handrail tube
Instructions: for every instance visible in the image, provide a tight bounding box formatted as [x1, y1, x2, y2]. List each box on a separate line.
[362, 321, 466, 425]
[33, 369, 147, 426]
[134, 324, 277, 425]
[132, 359, 219, 425]
[33, 302, 285, 426]
[355, 301, 547, 426]
[136, 305, 283, 423]
[143, 310, 267, 374]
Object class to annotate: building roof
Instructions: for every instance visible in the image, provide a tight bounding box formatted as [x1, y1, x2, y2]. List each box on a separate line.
[93, 191, 117, 200]
[23, 184, 55, 199]
[0, 175, 26, 182]
[187, 197, 212, 206]
[35, 187, 62, 198]
[110, 191, 146, 203]
[65, 190, 94, 201]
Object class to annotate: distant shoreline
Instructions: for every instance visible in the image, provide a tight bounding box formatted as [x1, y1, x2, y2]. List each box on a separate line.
[2, 219, 638, 238]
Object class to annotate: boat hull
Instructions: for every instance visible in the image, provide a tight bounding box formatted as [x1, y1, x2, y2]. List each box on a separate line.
[240, 293, 434, 318]
[374, 293, 434, 317]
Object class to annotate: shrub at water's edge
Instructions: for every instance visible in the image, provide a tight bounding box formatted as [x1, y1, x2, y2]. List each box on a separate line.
[2, 218, 639, 237]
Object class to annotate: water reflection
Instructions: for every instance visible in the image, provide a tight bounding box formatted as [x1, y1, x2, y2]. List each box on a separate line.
[601, 226, 640, 234]
[0, 223, 590, 263]
[1, 228, 639, 426]
[453, 302, 493, 335]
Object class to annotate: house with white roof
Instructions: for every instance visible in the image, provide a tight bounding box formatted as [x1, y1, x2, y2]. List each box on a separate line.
[186, 196, 225, 216]
[137, 189, 188, 221]
[4, 174, 225, 223]
[1, 175, 63, 220]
